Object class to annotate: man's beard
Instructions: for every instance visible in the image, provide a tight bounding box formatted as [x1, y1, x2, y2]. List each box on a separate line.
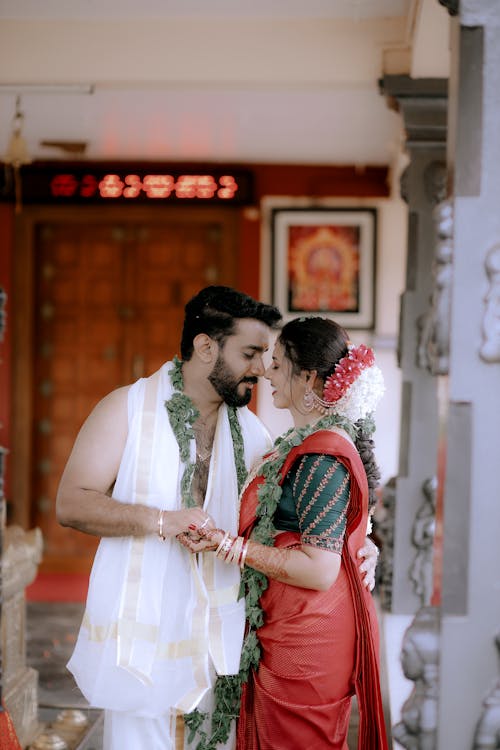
[208, 354, 258, 407]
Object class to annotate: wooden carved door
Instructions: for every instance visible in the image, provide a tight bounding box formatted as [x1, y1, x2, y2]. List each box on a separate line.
[32, 209, 236, 572]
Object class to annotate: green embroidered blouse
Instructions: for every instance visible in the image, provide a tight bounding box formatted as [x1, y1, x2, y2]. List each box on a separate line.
[273, 453, 350, 554]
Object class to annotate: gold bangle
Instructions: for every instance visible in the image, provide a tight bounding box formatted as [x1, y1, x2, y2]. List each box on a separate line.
[215, 531, 230, 558]
[224, 536, 238, 565]
[227, 536, 244, 566]
[157, 510, 166, 541]
[220, 534, 234, 559]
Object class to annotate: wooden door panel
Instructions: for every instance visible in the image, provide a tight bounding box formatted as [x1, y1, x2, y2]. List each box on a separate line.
[32, 209, 236, 572]
[34, 224, 127, 564]
[131, 223, 224, 376]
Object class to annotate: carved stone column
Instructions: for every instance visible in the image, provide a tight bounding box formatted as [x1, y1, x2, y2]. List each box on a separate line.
[2, 525, 43, 747]
[379, 75, 448, 615]
[473, 631, 500, 749]
[479, 243, 500, 363]
[0, 287, 43, 747]
[436, 1, 500, 747]
[418, 199, 454, 377]
[392, 606, 440, 750]
[409, 477, 437, 608]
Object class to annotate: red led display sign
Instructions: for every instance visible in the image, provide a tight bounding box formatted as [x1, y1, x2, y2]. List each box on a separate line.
[51, 172, 239, 200]
[1, 163, 254, 205]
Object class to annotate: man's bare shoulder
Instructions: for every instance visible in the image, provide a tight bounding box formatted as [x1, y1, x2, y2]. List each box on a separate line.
[56, 384, 138, 517]
[78, 384, 131, 437]
[92, 384, 131, 412]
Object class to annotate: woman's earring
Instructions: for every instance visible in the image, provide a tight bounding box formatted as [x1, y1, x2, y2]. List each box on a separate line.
[303, 388, 315, 412]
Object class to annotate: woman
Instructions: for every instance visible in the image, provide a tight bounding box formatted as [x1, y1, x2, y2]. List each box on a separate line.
[183, 317, 388, 750]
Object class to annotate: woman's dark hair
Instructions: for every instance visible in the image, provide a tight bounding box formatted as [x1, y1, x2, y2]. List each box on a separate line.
[354, 419, 381, 512]
[180, 286, 282, 360]
[278, 317, 350, 381]
[279, 317, 381, 510]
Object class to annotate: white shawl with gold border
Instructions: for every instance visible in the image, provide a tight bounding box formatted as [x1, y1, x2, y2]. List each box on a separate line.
[67, 361, 271, 717]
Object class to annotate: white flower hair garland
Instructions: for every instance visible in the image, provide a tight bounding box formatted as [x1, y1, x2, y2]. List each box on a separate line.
[310, 343, 385, 423]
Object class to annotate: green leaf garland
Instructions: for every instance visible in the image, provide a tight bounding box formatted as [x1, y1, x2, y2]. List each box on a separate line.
[164, 356, 247, 749]
[165, 356, 246, 509]
[186, 411, 357, 749]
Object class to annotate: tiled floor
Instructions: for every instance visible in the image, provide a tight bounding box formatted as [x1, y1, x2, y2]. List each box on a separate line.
[27, 601, 104, 749]
[27, 601, 87, 709]
[26, 600, 389, 749]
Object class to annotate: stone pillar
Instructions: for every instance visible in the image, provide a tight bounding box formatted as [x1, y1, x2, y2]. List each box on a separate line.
[2, 525, 43, 747]
[379, 75, 448, 615]
[392, 606, 440, 750]
[0, 285, 43, 747]
[436, 1, 500, 747]
[472, 631, 500, 749]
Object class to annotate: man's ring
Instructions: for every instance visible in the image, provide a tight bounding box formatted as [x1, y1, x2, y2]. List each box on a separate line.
[200, 518, 210, 529]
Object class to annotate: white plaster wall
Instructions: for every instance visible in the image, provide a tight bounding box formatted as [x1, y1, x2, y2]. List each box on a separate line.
[0, 17, 407, 85]
[411, 0, 451, 79]
[0, 14, 406, 165]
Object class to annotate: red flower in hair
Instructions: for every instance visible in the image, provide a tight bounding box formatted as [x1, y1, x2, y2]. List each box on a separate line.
[323, 344, 375, 403]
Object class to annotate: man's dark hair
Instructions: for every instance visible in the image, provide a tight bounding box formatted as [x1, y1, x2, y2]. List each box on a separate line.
[180, 286, 282, 360]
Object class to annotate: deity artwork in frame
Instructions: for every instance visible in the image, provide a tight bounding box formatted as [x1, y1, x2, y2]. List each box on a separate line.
[271, 207, 376, 329]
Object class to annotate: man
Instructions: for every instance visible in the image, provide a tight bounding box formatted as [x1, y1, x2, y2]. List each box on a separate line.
[57, 286, 378, 750]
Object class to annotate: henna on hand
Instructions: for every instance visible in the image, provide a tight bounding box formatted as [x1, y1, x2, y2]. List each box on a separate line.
[245, 541, 291, 581]
[177, 532, 194, 551]
[196, 527, 225, 543]
[196, 527, 225, 552]
[177, 527, 224, 553]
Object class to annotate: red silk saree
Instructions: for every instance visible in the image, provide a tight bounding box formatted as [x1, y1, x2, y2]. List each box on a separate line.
[237, 430, 388, 750]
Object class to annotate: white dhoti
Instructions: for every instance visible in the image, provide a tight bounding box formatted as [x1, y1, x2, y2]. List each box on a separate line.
[103, 666, 236, 750]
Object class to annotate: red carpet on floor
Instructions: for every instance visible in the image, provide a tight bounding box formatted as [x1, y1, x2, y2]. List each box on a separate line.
[25, 572, 89, 602]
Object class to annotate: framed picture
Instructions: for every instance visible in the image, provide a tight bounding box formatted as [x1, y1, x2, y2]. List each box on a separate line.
[271, 207, 376, 329]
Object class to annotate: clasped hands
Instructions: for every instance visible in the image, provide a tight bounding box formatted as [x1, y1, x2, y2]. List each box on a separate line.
[177, 513, 223, 553]
[175, 513, 380, 592]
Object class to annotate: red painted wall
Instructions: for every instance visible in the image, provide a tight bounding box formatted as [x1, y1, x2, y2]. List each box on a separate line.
[253, 163, 388, 199]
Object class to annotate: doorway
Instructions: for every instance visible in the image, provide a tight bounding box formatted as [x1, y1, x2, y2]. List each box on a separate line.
[14, 205, 237, 572]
